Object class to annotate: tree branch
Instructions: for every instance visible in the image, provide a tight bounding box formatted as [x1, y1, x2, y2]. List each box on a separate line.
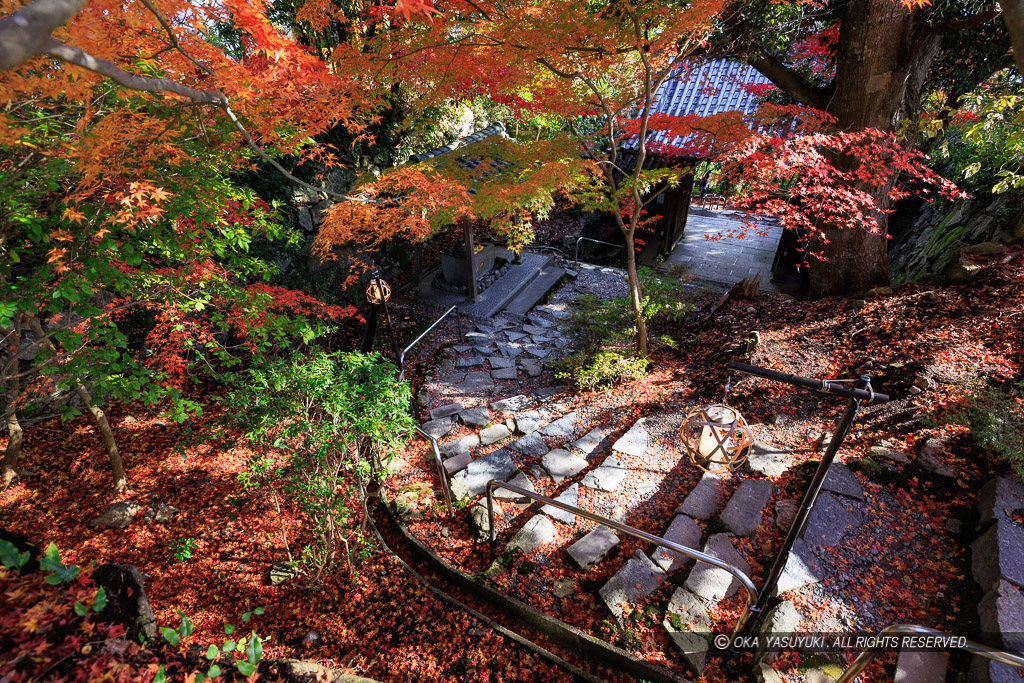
[0, 0, 88, 70]
[926, 6, 1000, 35]
[745, 48, 830, 109]
[43, 37, 226, 104]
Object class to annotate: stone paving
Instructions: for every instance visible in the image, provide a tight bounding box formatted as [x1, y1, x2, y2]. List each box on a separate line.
[657, 212, 788, 293]
[399, 271, 942, 681]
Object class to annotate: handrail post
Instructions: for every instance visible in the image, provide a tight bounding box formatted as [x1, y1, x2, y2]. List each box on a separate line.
[484, 480, 759, 639]
[415, 426, 454, 519]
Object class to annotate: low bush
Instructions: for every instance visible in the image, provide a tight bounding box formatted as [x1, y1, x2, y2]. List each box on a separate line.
[225, 350, 413, 584]
[556, 349, 650, 392]
[554, 267, 691, 391]
[948, 381, 1024, 481]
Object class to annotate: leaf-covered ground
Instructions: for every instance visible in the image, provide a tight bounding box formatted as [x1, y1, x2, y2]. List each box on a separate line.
[1, 246, 1022, 681]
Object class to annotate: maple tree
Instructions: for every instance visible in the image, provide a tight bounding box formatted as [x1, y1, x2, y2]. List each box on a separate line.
[717, 0, 1009, 296]
[0, 0, 365, 489]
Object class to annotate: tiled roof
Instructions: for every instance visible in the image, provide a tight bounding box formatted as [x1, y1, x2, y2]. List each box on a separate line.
[408, 122, 509, 163]
[625, 58, 773, 160]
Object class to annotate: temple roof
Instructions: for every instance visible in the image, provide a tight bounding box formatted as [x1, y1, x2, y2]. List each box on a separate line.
[408, 122, 509, 163]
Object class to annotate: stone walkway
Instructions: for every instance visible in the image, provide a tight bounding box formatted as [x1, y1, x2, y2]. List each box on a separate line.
[657, 211, 789, 293]
[397, 283, 899, 681]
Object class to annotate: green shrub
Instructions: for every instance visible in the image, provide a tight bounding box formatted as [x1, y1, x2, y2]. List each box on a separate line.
[948, 382, 1024, 481]
[225, 350, 413, 583]
[554, 267, 689, 391]
[555, 349, 650, 392]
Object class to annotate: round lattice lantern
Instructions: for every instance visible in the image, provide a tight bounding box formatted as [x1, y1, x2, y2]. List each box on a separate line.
[680, 404, 753, 474]
[366, 278, 391, 304]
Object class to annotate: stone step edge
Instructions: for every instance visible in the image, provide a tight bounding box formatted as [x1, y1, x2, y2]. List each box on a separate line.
[378, 489, 692, 683]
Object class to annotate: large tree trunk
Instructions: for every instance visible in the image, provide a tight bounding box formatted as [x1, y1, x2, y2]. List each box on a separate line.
[805, 0, 930, 297]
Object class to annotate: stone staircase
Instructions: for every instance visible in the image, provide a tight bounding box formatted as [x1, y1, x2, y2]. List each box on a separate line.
[412, 304, 878, 680]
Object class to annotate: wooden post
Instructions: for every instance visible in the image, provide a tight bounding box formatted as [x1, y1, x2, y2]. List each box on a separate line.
[414, 243, 423, 288]
[463, 217, 479, 302]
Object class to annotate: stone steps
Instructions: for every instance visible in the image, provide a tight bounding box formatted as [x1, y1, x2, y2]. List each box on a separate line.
[504, 265, 566, 316]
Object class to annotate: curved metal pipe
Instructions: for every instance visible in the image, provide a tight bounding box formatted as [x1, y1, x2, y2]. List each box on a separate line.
[398, 305, 464, 383]
[485, 480, 760, 636]
[574, 236, 625, 267]
[836, 624, 1024, 683]
[415, 426, 455, 519]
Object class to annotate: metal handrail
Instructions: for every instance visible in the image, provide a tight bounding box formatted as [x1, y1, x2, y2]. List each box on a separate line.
[574, 236, 625, 267]
[836, 624, 1024, 683]
[397, 305, 464, 383]
[484, 480, 761, 637]
[415, 426, 455, 519]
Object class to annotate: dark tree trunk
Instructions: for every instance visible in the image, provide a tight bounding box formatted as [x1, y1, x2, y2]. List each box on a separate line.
[805, 0, 938, 297]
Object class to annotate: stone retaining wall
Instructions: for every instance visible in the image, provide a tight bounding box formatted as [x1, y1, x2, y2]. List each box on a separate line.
[970, 476, 1024, 681]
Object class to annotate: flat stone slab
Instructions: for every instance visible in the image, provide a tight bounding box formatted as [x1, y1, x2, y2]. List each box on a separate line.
[684, 533, 752, 601]
[664, 588, 713, 675]
[519, 360, 543, 377]
[802, 492, 863, 547]
[979, 579, 1024, 652]
[429, 403, 464, 420]
[421, 417, 455, 440]
[456, 355, 485, 368]
[525, 346, 550, 359]
[460, 406, 491, 427]
[567, 526, 620, 570]
[457, 371, 495, 393]
[527, 315, 554, 328]
[507, 515, 558, 554]
[505, 331, 528, 341]
[978, 476, 1024, 524]
[600, 550, 666, 618]
[651, 514, 702, 571]
[498, 343, 525, 359]
[522, 323, 550, 335]
[480, 424, 511, 445]
[744, 441, 798, 478]
[494, 471, 535, 502]
[542, 449, 588, 483]
[542, 483, 579, 525]
[491, 367, 518, 380]
[473, 345, 496, 356]
[539, 412, 580, 439]
[972, 519, 1024, 592]
[571, 427, 612, 457]
[442, 452, 473, 476]
[774, 538, 826, 596]
[514, 410, 547, 435]
[439, 434, 480, 457]
[894, 651, 949, 683]
[509, 432, 549, 457]
[453, 345, 472, 353]
[721, 480, 774, 537]
[580, 456, 627, 492]
[822, 463, 865, 501]
[488, 355, 515, 369]
[490, 395, 531, 413]
[676, 473, 727, 520]
[450, 448, 516, 500]
[612, 418, 649, 456]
